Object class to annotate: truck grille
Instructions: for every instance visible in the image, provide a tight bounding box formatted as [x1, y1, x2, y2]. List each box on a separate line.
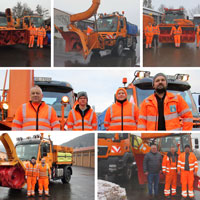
[98, 146, 108, 156]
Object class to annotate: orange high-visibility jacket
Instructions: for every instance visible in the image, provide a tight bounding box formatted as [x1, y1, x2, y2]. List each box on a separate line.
[170, 26, 182, 35]
[138, 92, 193, 131]
[28, 27, 37, 36]
[37, 27, 46, 37]
[25, 162, 39, 177]
[12, 101, 60, 131]
[67, 104, 97, 131]
[153, 25, 160, 35]
[177, 152, 198, 173]
[197, 26, 200, 36]
[145, 25, 154, 37]
[38, 164, 51, 179]
[162, 153, 178, 174]
[104, 100, 139, 131]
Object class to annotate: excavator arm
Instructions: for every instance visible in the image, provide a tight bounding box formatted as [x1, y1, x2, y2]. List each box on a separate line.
[0, 133, 26, 189]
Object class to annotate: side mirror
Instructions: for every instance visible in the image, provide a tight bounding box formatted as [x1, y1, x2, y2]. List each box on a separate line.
[195, 138, 199, 149]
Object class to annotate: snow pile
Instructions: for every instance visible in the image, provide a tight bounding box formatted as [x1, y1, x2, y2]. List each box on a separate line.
[98, 179, 127, 200]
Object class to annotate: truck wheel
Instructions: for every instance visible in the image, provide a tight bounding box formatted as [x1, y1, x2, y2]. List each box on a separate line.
[124, 163, 133, 181]
[116, 40, 124, 56]
[130, 39, 136, 51]
[61, 167, 71, 184]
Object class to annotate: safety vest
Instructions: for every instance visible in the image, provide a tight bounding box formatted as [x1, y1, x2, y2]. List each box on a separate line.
[38, 164, 51, 179]
[162, 154, 178, 174]
[28, 27, 36, 36]
[138, 92, 193, 131]
[145, 25, 153, 37]
[104, 100, 139, 131]
[37, 27, 46, 37]
[12, 101, 60, 131]
[171, 26, 182, 35]
[67, 105, 97, 131]
[177, 152, 198, 173]
[153, 26, 160, 35]
[25, 162, 39, 177]
[197, 26, 200, 36]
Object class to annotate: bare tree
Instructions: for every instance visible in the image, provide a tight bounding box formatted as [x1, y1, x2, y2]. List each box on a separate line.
[143, 0, 153, 9]
[158, 4, 165, 13]
[189, 4, 200, 17]
[12, 2, 33, 18]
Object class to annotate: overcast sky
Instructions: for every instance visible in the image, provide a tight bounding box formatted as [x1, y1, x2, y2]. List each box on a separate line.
[1, 69, 200, 113]
[54, 0, 140, 27]
[0, 0, 50, 13]
[152, 0, 200, 14]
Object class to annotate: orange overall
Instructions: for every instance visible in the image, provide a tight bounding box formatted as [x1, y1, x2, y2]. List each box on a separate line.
[28, 27, 36, 48]
[25, 163, 39, 196]
[177, 152, 198, 198]
[38, 164, 51, 196]
[37, 27, 46, 48]
[171, 26, 182, 47]
[196, 26, 200, 47]
[145, 25, 154, 47]
[162, 154, 178, 197]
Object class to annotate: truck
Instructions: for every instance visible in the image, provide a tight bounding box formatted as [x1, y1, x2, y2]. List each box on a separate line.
[0, 133, 73, 189]
[192, 92, 200, 113]
[55, 0, 138, 58]
[0, 70, 75, 130]
[159, 8, 195, 43]
[98, 70, 200, 130]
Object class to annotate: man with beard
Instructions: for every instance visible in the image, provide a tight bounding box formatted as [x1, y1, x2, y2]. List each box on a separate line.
[137, 73, 193, 131]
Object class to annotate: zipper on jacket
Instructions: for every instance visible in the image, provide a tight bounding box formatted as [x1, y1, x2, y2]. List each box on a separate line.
[82, 115, 84, 131]
[30, 102, 43, 130]
[121, 103, 123, 131]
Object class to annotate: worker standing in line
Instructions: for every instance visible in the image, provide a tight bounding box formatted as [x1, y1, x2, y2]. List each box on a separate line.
[177, 145, 198, 200]
[28, 23, 36, 48]
[25, 157, 39, 197]
[145, 22, 154, 49]
[170, 25, 182, 48]
[143, 144, 162, 200]
[138, 73, 193, 131]
[12, 85, 60, 131]
[152, 23, 160, 48]
[67, 91, 97, 131]
[162, 146, 179, 199]
[38, 158, 51, 197]
[104, 88, 139, 130]
[37, 25, 46, 48]
[196, 24, 200, 48]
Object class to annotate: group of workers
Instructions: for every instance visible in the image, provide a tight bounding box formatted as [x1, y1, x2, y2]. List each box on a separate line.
[11, 72, 193, 131]
[144, 143, 198, 200]
[25, 157, 51, 197]
[145, 22, 200, 48]
[28, 23, 47, 48]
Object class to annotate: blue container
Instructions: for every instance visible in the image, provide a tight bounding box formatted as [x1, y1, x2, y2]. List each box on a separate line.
[126, 22, 138, 35]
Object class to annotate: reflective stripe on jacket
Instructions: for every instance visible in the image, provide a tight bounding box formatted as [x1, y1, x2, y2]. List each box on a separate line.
[170, 26, 182, 35]
[37, 27, 46, 37]
[28, 27, 37, 36]
[67, 105, 97, 131]
[177, 152, 198, 172]
[145, 25, 154, 37]
[162, 154, 178, 174]
[138, 92, 193, 131]
[104, 100, 139, 131]
[12, 101, 60, 131]
[39, 164, 51, 179]
[153, 26, 160, 35]
[25, 162, 39, 177]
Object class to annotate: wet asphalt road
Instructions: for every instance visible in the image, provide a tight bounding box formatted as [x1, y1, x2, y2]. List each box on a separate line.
[54, 37, 140, 67]
[0, 166, 94, 200]
[0, 44, 50, 67]
[143, 41, 200, 67]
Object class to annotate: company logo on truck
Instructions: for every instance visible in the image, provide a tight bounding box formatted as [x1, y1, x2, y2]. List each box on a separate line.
[111, 146, 121, 153]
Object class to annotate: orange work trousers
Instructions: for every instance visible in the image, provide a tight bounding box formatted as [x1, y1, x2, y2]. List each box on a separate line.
[27, 176, 37, 196]
[174, 35, 181, 45]
[181, 170, 194, 198]
[38, 178, 49, 195]
[37, 36, 44, 48]
[29, 36, 34, 48]
[197, 34, 200, 47]
[146, 36, 153, 45]
[164, 172, 177, 196]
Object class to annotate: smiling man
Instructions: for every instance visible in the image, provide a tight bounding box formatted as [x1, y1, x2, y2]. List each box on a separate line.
[12, 85, 60, 131]
[138, 73, 193, 131]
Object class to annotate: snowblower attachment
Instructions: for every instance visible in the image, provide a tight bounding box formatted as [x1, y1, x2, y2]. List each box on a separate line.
[0, 133, 26, 189]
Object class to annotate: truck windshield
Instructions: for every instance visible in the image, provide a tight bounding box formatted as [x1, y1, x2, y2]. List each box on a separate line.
[133, 88, 199, 118]
[98, 133, 128, 140]
[165, 13, 185, 24]
[16, 144, 39, 161]
[42, 91, 73, 117]
[30, 17, 44, 28]
[0, 16, 7, 26]
[97, 16, 118, 32]
[156, 134, 190, 153]
[194, 18, 200, 26]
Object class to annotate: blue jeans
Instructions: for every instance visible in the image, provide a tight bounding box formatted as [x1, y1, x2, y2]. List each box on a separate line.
[147, 173, 160, 195]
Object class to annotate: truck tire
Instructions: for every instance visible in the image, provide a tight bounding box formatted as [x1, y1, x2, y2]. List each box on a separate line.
[61, 167, 71, 184]
[112, 40, 124, 56]
[124, 163, 133, 181]
[130, 38, 136, 51]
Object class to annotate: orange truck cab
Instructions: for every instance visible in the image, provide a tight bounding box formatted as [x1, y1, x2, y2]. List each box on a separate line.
[98, 133, 137, 180]
[159, 8, 195, 43]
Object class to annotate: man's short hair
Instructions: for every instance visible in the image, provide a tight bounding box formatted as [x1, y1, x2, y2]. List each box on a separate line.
[30, 85, 43, 94]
